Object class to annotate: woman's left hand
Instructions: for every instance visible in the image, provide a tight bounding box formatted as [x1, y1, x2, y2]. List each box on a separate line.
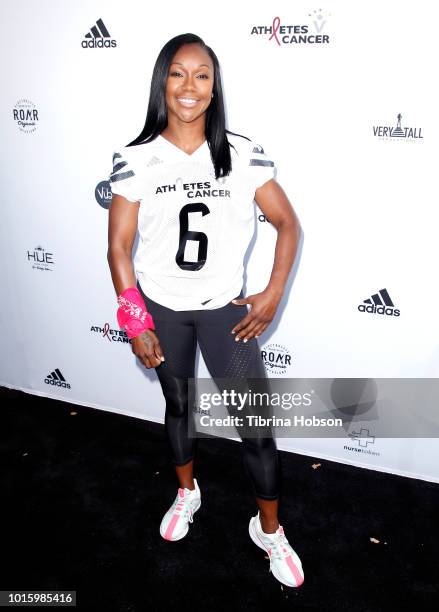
[230, 288, 282, 341]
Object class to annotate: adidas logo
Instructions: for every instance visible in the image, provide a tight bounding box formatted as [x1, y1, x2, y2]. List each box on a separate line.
[146, 156, 163, 167]
[358, 288, 400, 317]
[44, 368, 71, 389]
[82, 18, 116, 49]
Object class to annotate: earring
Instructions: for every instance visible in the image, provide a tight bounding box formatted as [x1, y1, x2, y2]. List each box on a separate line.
[211, 93, 214, 98]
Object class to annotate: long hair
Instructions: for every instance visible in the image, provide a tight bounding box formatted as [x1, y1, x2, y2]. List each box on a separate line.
[126, 33, 249, 179]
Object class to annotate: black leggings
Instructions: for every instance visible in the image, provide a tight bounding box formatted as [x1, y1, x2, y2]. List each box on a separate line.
[137, 280, 280, 500]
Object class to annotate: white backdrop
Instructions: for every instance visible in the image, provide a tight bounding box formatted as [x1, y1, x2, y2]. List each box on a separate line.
[1, 0, 438, 483]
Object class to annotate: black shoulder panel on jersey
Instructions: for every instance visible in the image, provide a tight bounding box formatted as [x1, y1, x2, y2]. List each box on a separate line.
[110, 151, 135, 183]
[249, 158, 274, 167]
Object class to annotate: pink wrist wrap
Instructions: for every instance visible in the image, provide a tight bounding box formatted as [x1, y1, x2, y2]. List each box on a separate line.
[116, 286, 155, 338]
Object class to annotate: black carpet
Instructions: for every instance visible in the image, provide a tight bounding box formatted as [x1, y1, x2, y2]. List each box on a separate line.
[1, 386, 437, 611]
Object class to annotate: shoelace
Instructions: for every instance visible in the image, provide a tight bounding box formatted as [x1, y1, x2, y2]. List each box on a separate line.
[172, 490, 196, 522]
[264, 527, 294, 562]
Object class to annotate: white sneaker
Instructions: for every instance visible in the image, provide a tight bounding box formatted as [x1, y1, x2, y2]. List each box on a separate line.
[249, 511, 304, 588]
[160, 478, 201, 541]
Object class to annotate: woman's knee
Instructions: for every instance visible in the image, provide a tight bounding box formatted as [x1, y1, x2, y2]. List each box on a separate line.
[242, 434, 278, 458]
[158, 369, 189, 418]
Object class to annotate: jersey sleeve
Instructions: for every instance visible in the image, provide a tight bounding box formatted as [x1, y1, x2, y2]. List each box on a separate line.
[109, 148, 142, 203]
[247, 139, 276, 192]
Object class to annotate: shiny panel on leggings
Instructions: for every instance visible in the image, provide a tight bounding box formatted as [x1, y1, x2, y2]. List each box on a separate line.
[136, 281, 280, 499]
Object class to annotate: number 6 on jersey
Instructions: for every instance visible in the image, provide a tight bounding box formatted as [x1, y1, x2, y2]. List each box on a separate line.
[175, 202, 210, 271]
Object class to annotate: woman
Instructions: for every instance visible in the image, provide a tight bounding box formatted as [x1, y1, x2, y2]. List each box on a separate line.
[107, 33, 304, 588]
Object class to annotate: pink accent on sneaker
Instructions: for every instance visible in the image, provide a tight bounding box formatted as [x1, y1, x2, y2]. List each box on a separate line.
[285, 555, 304, 586]
[163, 513, 180, 540]
[255, 516, 303, 586]
[163, 488, 193, 541]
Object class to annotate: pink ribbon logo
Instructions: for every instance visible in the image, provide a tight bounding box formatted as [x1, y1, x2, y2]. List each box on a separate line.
[269, 16, 281, 46]
[102, 322, 112, 342]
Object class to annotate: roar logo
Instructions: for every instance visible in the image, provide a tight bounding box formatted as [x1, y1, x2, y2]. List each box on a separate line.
[261, 343, 292, 375]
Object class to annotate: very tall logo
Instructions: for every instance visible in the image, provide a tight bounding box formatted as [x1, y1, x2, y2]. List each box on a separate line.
[373, 113, 423, 140]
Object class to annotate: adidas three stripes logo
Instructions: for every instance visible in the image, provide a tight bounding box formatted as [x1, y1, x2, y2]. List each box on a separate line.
[82, 19, 116, 48]
[85, 18, 111, 40]
[363, 288, 394, 307]
[46, 368, 65, 382]
[358, 288, 400, 316]
[45, 368, 71, 388]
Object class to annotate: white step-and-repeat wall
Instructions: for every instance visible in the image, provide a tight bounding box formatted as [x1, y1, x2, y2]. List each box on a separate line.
[1, 1, 438, 482]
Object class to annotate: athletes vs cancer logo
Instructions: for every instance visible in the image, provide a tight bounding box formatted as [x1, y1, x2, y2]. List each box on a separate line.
[90, 322, 131, 343]
[251, 10, 331, 46]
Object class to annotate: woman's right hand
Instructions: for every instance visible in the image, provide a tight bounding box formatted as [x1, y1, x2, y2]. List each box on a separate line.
[131, 330, 165, 368]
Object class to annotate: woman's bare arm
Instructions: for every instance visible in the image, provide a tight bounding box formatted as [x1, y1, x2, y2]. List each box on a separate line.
[107, 194, 139, 294]
[107, 194, 164, 368]
[231, 179, 301, 341]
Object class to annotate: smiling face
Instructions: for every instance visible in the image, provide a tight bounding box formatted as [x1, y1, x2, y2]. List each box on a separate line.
[165, 43, 214, 125]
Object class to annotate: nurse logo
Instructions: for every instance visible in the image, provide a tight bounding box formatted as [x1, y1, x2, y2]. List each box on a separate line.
[261, 343, 291, 375]
[13, 99, 39, 133]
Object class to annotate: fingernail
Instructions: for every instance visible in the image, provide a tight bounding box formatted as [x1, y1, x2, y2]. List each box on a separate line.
[243, 339, 248, 343]
[231, 330, 235, 334]
[235, 336, 240, 342]
[161, 357, 165, 361]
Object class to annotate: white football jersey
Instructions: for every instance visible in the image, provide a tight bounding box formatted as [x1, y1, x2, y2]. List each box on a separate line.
[109, 132, 276, 311]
